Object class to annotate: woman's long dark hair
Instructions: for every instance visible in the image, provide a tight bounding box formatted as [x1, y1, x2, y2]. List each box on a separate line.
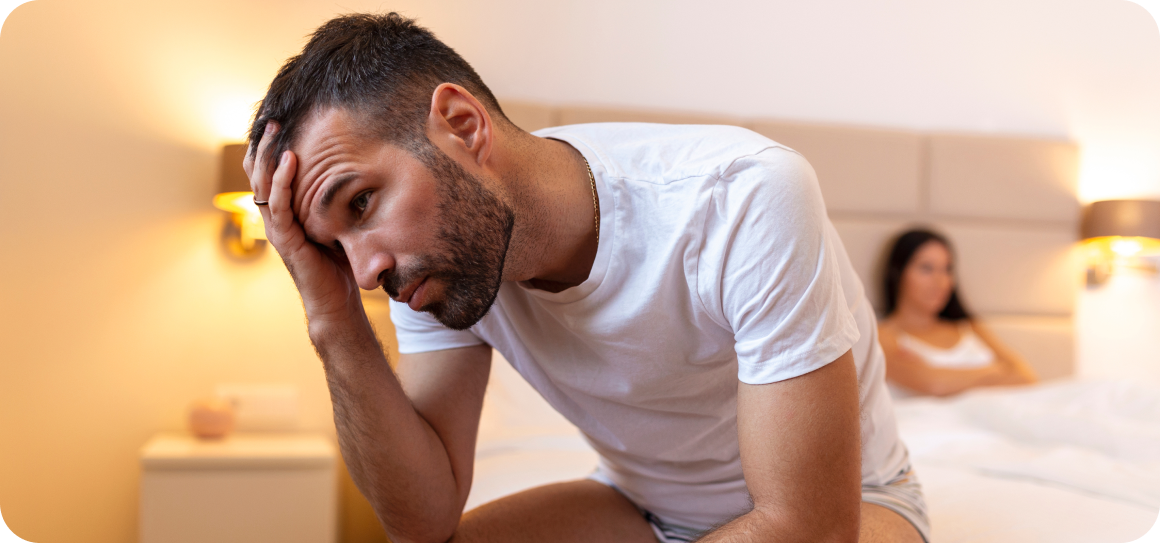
[882, 229, 972, 321]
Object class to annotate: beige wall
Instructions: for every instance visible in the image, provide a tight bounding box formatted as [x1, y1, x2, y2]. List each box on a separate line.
[2, 1, 1159, 542]
[0, 1, 406, 541]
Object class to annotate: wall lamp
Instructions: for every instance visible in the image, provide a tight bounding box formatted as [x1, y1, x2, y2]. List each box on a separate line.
[1081, 199, 1160, 285]
[212, 143, 267, 258]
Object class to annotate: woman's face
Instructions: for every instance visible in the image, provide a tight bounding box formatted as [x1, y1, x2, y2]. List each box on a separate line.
[899, 241, 955, 316]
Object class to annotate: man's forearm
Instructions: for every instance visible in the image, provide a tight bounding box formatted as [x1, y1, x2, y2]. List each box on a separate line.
[311, 317, 462, 543]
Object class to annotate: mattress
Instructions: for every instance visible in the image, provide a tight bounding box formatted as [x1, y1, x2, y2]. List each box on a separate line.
[467, 355, 1160, 540]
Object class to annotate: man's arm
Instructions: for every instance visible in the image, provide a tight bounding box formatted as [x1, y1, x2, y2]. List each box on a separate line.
[697, 351, 862, 543]
[322, 338, 491, 543]
[246, 123, 488, 543]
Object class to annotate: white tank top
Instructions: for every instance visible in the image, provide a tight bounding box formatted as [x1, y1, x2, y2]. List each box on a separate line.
[897, 323, 995, 369]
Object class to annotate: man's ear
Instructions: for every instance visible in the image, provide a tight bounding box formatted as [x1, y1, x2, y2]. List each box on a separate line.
[427, 83, 493, 166]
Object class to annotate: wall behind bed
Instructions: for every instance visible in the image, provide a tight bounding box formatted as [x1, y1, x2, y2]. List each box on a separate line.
[2, 1, 1160, 543]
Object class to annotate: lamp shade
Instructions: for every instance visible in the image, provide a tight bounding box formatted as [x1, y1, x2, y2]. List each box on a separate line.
[212, 143, 260, 217]
[219, 143, 250, 193]
[212, 143, 267, 254]
[1080, 199, 1160, 240]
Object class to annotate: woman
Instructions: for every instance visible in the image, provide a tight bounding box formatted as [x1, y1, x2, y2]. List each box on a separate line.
[878, 229, 1038, 397]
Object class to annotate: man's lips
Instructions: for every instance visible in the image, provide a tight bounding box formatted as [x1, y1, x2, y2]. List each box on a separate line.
[408, 278, 431, 311]
[395, 277, 429, 310]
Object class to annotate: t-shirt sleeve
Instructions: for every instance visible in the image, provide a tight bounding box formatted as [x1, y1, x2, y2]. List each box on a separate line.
[388, 299, 486, 354]
[697, 147, 860, 385]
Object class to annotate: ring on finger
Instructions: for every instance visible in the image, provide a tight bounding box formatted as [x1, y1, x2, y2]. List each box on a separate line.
[253, 196, 269, 206]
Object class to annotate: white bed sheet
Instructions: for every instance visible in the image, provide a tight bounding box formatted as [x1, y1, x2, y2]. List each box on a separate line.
[916, 464, 1154, 543]
[467, 353, 1159, 541]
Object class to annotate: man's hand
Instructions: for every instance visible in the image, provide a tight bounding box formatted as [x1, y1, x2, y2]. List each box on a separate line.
[244, 122, 364, 330]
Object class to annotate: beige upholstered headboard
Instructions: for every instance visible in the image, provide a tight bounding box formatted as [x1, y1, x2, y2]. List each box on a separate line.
[500, 101, 1081, 380]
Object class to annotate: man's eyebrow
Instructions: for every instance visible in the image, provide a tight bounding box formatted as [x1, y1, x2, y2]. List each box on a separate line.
[317, 173, 359, 214]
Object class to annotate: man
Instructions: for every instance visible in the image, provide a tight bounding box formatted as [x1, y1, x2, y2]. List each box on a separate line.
[244, 12, 929, 543]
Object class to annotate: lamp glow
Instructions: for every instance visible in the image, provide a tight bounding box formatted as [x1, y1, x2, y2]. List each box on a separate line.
[1111, 238, 1143, 257]
[212, 191, 267, 247]
[1083, 236, 1160, 257]
[1079, 199, 1160, 285]
[214, 144, 267, 257]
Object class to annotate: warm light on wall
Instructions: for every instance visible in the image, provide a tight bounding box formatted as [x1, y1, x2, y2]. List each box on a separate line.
[211, 98, 258, 142]
[1076, 144, 1160, 205]
[212, 143, 266, 258]
[1081, 199, 1160, 285]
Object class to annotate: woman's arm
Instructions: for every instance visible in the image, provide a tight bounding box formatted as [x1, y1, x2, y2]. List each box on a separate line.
[878, 322, 1006, 397]
[969, 320, 1039, 386]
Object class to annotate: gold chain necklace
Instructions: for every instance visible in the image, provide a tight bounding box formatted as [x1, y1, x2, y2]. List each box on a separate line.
[582, 156, 599, 240]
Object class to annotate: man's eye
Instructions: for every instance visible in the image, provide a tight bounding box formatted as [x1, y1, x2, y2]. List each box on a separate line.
[353, 192, 371, 212]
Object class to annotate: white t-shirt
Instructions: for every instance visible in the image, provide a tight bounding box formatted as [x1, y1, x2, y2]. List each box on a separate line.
[390, 123, 906, 529]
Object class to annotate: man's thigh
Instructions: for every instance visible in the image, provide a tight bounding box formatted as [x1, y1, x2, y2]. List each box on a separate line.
[859, 502, 924, 543]
[451, 479, 657, 543]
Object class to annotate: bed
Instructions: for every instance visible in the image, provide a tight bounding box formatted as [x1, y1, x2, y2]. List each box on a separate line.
[468, 351, 1160, 542]
[407, 101, 1156, 540]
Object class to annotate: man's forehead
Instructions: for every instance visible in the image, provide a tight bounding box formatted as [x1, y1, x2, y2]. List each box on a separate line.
[293, 108, 369, 167]
[290, 108, 375, 211]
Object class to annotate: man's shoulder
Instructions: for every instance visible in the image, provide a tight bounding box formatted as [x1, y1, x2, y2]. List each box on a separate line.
[534, 122, 803, 184]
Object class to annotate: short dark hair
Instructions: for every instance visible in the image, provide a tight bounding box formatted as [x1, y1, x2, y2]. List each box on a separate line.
[882, 228, 972, 321]
[247, 12, 508, 164]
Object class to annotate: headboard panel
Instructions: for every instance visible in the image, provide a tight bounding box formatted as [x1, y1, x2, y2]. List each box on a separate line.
[830, 217, 1078, 381]
[495, 100, 1081, 379]
[941, 223, 1078, 316]
[499, 101, 556, 134]
[748, 122, 923, 215]
[984, 315, 1075, 381]
[927, 134, 1080, 222]
[556, 106, 739, 128]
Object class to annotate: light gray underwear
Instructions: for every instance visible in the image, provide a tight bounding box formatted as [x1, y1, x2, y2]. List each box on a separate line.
[590, 462, 931, 543]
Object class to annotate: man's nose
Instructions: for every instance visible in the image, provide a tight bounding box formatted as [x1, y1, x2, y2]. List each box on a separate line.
[346, 240, 394, 291]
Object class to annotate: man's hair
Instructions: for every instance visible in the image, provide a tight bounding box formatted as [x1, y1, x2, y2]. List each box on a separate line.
[247, 12, 508, 164]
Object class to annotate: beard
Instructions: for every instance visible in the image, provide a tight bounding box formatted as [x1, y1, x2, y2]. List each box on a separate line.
[381, 143, 515, 330]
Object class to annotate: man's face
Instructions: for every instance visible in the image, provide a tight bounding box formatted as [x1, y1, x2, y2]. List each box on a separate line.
[292, 108, 514, 330]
